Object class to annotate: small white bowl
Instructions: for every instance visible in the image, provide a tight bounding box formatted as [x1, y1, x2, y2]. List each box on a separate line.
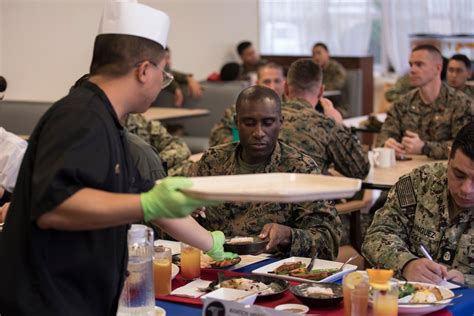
[201, 288, 258, 305]
[275, 303, 309, 314]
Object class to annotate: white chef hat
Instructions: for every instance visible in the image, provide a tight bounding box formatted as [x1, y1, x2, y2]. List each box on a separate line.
[98, 0, 170, 48]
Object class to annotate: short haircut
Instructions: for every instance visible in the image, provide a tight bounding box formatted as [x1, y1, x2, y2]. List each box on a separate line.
[235, 85, 281, 115]
[220, 62, 241, 81]
[0, 76, 7, 92]
[90, 34, 165, 77]
[286, 58, 322, 93]
[450, 122, 474, 160]
[312, 42, 328, 52]
[237, 41, 252, 56]
[412, 44, 443, 64]
[257, 62, 285, 78]
[449, 54, 471, 70]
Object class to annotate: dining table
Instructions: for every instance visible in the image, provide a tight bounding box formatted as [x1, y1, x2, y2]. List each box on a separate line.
[362, 154, 447, 190]
[155, 257, 473, 316]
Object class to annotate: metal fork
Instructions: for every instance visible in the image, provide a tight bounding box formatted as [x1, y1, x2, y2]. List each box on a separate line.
[306, 251, 319, 271]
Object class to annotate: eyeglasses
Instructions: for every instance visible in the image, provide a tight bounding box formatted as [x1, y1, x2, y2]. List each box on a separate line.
[135, 60, 174, 89]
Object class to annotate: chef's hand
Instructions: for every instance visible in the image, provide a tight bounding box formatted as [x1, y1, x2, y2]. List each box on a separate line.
[141, 177, 218, 222]
[259, 223, 292, 252]
[402, 258, 448, 284]
[205, 231, 238, 261]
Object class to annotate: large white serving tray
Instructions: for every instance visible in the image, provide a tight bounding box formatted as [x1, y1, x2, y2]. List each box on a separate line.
[180, 173, 361, 202]
[251, 257, 357, 283]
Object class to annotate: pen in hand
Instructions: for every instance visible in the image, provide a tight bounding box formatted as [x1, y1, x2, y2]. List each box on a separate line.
[419, 244, 447, 281]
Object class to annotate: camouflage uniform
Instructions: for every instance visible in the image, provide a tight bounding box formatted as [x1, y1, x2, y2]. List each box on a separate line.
[461, 85, 474, 100]
[208, 105, 237, 147]
[376, 83, 473, 160]
[323, 59, 347, 91]
[188, 141, 342, 260]
[281, 100, 370, 179]
[362, 163, 474, 285]
[384, 74, 414, 103]
[124, 114, 192, 176]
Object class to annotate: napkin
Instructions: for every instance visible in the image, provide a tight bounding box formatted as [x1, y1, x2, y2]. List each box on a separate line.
[170, 279, 212, 298]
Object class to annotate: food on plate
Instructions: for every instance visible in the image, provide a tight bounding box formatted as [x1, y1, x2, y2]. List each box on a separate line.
[398, 283, 444, 303]
[303, 285, 335, 297]
[173, 253, 240, 269]
[271, 261, 305, 274]
[212, 258, 240, 268]
[226, 237, 254, 245]
[219, 278, 275, 295]
[269, 261, 339, 280]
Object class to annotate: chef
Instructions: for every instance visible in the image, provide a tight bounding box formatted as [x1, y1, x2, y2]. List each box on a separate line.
[0, 1, 230, 315]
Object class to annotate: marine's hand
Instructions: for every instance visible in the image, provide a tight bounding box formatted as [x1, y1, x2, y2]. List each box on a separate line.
[259, 223, 291, 251]
[140, 177, 216, 222]
[402, 258, 448, 284]
[402, 130, 424, 154]
[447, 269, 465, 283]
[206, 231, 238, 261]
[384, 137, 405, 156]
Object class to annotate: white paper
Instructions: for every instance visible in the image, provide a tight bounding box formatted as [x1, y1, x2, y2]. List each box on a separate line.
[170, 279, 211, 298]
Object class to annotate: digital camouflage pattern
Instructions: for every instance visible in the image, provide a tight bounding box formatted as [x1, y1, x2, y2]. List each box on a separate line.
[124, 114, 192, 176]
[188, 141, 342, 260]
[208, 104, 237, 147]
[376, 83, 473, 160]
[280, 100, 370, 179]
[323, 59, 347, 91]
[384, 74, 414, 103]
[362, 163, 474, 285]
[461, 85, 474, 100]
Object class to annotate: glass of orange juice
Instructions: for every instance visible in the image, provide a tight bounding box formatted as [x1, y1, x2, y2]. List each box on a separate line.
[180, 243, 201, 280]
[373, 281, 398, 316]
[153, 246, 172, 296]
[343, 272, 369, 316]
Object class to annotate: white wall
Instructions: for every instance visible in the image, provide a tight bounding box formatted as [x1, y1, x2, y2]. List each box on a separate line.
[1, 0, 258, 102]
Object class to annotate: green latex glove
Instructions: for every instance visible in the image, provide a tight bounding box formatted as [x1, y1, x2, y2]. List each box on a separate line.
[206, 231, 238, 262]
[141, 177, 214, 222]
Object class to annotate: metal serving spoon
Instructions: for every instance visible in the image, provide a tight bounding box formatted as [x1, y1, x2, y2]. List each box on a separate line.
[337, 254, 359, 272]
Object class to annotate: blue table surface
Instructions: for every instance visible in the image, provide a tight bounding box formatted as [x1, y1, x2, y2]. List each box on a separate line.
[156, 258, 474, 316]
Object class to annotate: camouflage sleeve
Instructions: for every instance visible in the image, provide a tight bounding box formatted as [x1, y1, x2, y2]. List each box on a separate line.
[208, 107, 236, 147]
[289, 199, 341, 260]
[187, 149, 217, 177]
[362, 176, 418, 277]
[424, 97, 473, 160]
[327, 124, 370, 179]
[384, 76, 412, 103]
[331, 63, 347, 91]
[375, 103, 403, 147]
[147, 120, 191, 170]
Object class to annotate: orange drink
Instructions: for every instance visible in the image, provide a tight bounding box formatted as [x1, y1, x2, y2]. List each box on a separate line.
[181, 243, 201, 280]
[343, 272, 369, 316]
[153, 246, 172, 296]
[367, 269, 398, 316]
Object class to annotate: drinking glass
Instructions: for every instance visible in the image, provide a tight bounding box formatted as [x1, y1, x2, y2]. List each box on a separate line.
[373, 281, 398, 316]
[153, 246, 172, 296]
[180, 242, 201, 280]
[343, 272, 369, 316]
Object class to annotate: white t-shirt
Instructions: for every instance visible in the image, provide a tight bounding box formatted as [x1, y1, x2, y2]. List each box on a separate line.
[0, 127, 27, 192]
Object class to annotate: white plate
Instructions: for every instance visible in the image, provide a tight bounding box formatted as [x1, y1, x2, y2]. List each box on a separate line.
[396, 281, 454, 315]
[251, 257, 357, 283]
[171, 263, 179, 280]
[154, 239, 181, 255]
[180, 173, 361, 202]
